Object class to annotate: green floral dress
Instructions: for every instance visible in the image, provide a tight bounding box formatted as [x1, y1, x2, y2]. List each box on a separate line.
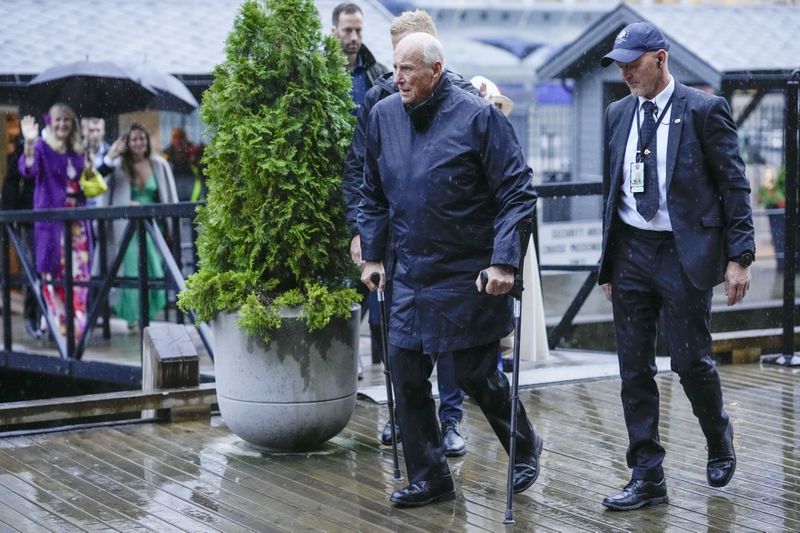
[115, 174, 166, 326]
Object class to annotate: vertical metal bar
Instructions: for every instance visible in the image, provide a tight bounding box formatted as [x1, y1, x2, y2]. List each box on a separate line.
[1, 224, 12, 351]
[98, 218, 110, 339]
[532, 205, 543, 290]
[172, 215, 184, 325]
[138, 219, 150, 333]
[782, 72, 799, 357]
[64, 221, 75, 358]
[138, 219, 150, 369]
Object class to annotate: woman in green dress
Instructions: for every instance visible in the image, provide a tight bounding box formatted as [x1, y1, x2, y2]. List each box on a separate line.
[103, 124, 178, 328]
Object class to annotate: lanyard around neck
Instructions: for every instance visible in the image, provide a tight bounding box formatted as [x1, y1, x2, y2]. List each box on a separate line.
[635, 93, 674, 161]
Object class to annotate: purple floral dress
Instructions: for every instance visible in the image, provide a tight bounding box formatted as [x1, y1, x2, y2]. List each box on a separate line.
[18, 140, 92, 341]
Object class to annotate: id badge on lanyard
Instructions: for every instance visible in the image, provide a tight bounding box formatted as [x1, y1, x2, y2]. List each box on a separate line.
[630, 162, 645, 193]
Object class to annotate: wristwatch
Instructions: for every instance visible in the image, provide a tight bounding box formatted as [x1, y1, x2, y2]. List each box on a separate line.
[731, 251, 755, 267]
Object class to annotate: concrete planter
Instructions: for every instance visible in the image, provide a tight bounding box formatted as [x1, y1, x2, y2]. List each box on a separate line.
[212, 306, 359, 451]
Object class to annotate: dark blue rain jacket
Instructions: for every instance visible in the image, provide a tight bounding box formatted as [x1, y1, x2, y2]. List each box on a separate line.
[342, 70, 480, 236]
[358, 75, 537, 352]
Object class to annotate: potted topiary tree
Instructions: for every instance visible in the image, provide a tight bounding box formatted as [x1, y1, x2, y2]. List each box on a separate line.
[178, 0, 361, 451]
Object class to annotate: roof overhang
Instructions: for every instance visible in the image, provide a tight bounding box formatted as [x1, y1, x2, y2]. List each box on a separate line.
[537, 4, 720, 87]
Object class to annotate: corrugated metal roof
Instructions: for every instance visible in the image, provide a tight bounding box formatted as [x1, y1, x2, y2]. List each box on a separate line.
[537, 3, 800, 84]
[642, 5, 800, 72]
[0, 0, 394, 76]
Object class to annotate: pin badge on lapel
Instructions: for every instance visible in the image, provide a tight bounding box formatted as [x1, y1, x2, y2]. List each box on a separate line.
[644, 148, 651, 155]
[674, 118, 681, 124]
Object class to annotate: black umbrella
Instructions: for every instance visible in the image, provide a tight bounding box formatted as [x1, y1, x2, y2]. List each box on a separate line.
[125, 64, 199, 113]
[27, 60, 157, 117]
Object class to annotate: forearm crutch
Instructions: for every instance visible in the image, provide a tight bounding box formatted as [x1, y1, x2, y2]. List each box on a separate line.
[371, 272, 402, 481]
[504, 279, 524, 524]
[482, 221, 531, 525]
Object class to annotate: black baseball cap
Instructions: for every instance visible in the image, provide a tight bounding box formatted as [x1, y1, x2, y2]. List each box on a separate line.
[600, 22, 670, 67]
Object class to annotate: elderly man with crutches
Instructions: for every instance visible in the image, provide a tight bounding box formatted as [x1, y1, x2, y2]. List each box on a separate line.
[359, 32, 543, 509]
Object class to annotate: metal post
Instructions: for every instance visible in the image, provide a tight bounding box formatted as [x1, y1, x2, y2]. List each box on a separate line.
[172, 215, 184, 325]
[64, 221, 75, 358]
[1, 224, 11, 351]
[784, 72, 799, 358]
[138, 220, 150, 368]
[766, 69, 800, 367]
[138, 220, 150, 329]
[98, 218, 111, 339]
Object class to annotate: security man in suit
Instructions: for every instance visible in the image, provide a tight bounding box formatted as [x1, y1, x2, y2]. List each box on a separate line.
[597, 22, 755, 510]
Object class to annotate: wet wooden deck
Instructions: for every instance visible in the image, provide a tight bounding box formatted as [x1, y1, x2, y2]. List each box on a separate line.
[0, 362, 798, 531]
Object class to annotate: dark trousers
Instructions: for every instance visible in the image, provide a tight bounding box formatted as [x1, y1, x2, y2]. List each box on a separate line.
[611, 223, 730, 481]
[436, 352, 465, 423]
[376, 276, 464, 422]
[390, 339, 536, 483]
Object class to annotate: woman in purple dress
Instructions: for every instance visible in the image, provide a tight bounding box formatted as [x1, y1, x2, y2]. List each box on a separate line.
[18, 103, 93, 342]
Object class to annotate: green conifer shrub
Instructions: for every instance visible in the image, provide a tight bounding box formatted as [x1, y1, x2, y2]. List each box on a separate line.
[178, 0, 360, 341]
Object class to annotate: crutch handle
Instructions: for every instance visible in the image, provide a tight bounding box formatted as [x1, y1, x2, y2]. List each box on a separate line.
[481, 269, 524, 300]
[369, 272, 384, 300]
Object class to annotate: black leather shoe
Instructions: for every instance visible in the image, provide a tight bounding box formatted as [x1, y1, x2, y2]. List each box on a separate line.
[602, 479, 669, 511]
[390, 477, 456, 507]
[442, 418, 466, 457]
[380, 419, 401, 446]
[707, 425, 736, 488]
[512, 432, 544, 493]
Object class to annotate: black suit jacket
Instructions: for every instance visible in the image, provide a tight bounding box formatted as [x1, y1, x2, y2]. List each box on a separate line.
[598, 81, 755, 291]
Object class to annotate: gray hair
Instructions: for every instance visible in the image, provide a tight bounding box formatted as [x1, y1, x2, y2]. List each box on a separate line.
[400, 32, 445, 68]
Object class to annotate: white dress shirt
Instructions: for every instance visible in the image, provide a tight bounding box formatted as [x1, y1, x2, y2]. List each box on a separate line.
[618, 76, 675, 231]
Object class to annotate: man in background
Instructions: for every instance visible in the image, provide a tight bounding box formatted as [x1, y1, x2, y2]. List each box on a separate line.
[82, 118, 110, 171]
[333, 1, 389, 380]
[332, 2, 388, 115]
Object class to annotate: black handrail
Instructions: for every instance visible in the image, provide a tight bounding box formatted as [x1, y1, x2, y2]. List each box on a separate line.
[778, 70, 799, 362]
[0, 203, 213, 363]
[533, 180, 602, 348]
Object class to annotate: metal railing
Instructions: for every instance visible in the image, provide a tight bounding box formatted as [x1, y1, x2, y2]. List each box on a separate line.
[531, 180, 603, 349]
[0, 203, 212, 365]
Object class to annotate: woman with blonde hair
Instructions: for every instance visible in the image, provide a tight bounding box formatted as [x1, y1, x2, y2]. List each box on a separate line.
[18, 103, 93, 341]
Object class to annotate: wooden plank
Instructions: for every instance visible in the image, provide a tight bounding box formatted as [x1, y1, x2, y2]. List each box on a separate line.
[10, 435, 195, 533]
[0, 438, 152, 532]
[0, 363, 798, 530]
[116, 422, 410, 533]
[92, 425, 380, 533]
[43, 429, 293, 533]
[453, 403, 713, 533]
[159, 419, 486, 533]
[344, 409, 577, 531]
[0, 384, 216, 427]
[561, 374, 800, 488]
[0, 484, 60, 532]
[36, 434, 256, 533]
[0, 450, 118, 531]
[195, 408, 544, 530]
[525, 378, 800, 530]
